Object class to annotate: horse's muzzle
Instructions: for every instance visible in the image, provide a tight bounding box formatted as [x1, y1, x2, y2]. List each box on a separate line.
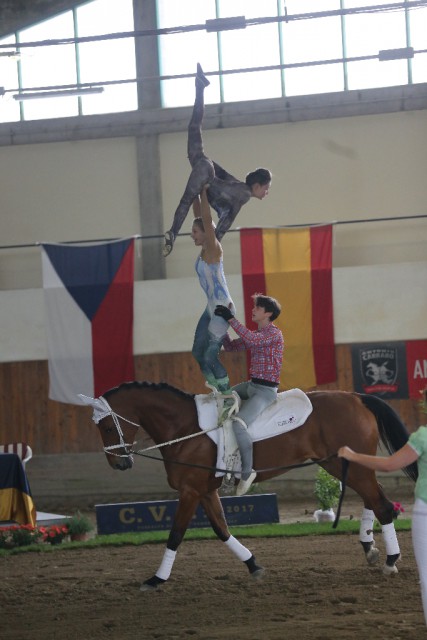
[110, 455, 133, 471]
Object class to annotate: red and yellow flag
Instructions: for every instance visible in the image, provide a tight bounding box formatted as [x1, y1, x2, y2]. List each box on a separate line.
[240, 226, 336, 390]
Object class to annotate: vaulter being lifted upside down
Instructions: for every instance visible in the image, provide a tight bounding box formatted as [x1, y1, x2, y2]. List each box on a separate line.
[163, 63, 272, 257]
[191, 185, 236, 398]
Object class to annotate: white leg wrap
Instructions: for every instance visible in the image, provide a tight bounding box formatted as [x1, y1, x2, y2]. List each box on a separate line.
[155, 548, 177, 581]
[224, 535, 252, 562]
[382, 522, 400, 556]
[359, 508, 375, 543]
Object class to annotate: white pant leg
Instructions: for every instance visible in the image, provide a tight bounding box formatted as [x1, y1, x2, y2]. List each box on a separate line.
[412, 498, 427, 626]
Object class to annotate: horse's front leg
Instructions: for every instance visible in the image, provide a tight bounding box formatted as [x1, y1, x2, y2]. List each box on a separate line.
[140, 489, 200, 591]
[200, 490, 265, 579]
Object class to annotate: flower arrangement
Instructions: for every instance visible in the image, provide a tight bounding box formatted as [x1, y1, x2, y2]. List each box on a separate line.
[392, 501, 405, 519]
[314, 467, 341, 512]
[66, 511, 94, 541]
[0, 524, 43, 549]
[0, 514, 95, 549]
[39, 524, 69, 545]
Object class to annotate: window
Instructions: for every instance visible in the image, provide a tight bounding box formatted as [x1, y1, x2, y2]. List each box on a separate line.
[0, 0, 425, 122]
[344, 0, 408, 90]
[19, 12, 78, 121]
[76, 0, 137, 115]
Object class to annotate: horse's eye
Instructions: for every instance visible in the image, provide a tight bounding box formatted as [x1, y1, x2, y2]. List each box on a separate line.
[99, 425, 113, 434]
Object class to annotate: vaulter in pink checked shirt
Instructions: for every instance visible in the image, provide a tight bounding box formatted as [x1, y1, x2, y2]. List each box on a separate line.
[214, 294, 284, 497]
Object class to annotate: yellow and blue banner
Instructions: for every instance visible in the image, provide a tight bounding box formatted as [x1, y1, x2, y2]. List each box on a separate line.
[0, 454, 36, 526]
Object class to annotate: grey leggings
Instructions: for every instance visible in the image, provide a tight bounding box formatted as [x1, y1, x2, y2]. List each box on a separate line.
[232, 381, 277, 480]
[169, 82, 214, 238]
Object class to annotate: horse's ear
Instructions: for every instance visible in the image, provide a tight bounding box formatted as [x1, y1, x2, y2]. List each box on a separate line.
[78, 394, 112, 424]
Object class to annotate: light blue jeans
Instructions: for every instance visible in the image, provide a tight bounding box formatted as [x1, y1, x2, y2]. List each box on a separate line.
[192, 307, 229, 390]
[232, 380, 277, 479]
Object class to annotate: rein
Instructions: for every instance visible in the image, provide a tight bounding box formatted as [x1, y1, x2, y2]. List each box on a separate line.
[130, 446, 339, 476]
[101, 401, 341, 476]
[99, 399, 349, 526]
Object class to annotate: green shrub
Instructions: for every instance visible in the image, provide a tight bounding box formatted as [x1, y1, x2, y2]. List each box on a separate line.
[314, 467, 341, 511]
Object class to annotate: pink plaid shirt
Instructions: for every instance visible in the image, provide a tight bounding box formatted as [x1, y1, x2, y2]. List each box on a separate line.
[223, 319, 284, 384]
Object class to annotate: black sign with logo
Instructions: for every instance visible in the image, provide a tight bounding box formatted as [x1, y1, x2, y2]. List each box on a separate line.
[351, 342, 408, 399]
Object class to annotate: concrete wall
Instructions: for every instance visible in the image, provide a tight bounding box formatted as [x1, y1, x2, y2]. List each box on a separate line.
[0, 102, 426, 363]
[1, 262, 426, 363]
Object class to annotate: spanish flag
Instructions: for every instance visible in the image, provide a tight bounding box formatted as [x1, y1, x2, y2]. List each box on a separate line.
[240, 226, 336, 390]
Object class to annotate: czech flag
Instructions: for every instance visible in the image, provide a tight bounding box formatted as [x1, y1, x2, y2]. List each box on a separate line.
[240, 226, 336, 390]
[41, 239, 135, 404]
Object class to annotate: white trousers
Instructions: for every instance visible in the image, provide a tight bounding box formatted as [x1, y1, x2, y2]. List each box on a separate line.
[412, 497, 427, 626]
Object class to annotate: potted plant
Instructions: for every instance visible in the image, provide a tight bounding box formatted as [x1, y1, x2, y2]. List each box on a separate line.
[313, 467, 341, 522]
[66, 511, 94, 541]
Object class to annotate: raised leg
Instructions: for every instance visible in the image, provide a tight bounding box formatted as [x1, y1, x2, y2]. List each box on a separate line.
[359, 507, 380, 565]
[163, 64, 213, 256]
[200, 491, 264, 578]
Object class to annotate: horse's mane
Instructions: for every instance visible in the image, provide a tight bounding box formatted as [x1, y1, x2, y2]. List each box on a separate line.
[103, 380, 195, 401]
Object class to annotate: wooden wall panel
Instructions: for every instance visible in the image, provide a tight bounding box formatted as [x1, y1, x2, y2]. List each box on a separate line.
[0, 347, 424, 454]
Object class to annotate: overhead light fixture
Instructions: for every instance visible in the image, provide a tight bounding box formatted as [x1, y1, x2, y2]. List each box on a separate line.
[0, 50, 21, 60]
[379, 47, 414, 61]
[13, 86, 104, 101]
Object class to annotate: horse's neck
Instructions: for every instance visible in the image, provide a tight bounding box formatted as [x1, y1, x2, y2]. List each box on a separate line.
[138, 390, 195, 445]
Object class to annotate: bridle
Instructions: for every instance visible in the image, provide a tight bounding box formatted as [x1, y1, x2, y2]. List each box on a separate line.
[79, 393, 349, 528]
[86, 395, 219, 459]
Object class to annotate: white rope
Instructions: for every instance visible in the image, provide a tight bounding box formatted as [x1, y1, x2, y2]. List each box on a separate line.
[98, 397, 222, 457]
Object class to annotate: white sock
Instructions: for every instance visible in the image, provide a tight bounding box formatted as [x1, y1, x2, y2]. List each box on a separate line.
[359, 508, 375, 543]
[224, 535, 252, 562]
[155, 548, 177, 581]
[382, 522, 400, 556]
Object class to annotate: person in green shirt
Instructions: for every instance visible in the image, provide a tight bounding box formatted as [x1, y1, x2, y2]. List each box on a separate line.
[338, 424, 427, 626]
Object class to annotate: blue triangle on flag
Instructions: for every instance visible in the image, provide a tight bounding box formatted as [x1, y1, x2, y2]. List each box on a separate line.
[43, 240, 132, 321]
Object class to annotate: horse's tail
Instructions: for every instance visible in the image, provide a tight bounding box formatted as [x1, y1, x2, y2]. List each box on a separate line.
[359, 393, 418, 482]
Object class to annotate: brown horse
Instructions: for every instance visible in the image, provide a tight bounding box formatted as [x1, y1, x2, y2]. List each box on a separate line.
[82, 382, 417, 590]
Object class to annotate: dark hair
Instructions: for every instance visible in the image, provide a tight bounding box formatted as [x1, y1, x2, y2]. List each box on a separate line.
[192, 217, 205, 231]
[252, 293, 281, 321]
[245, 168, 272, 187]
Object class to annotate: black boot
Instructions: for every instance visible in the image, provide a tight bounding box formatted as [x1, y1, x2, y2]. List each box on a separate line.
[196, 63, 210, 88]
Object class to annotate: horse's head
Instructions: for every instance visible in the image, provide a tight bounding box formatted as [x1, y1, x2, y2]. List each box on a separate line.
[78, 394, 137, 471]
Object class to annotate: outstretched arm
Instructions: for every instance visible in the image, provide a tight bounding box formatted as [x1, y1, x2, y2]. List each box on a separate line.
[337, 443, 418, 472]
[200, 187, 222, 259]
[192, 194, 201, 218]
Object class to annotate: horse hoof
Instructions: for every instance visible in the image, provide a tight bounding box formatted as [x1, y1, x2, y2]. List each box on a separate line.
[382, 563, 398, 576]
[366, 546, 380, 565]
[140, 575, 166, 591]
[382, 552, 400, 576]
[251, 567, 265, 580]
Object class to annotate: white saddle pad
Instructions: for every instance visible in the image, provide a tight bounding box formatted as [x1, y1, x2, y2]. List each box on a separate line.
[195, 388, 313, 478]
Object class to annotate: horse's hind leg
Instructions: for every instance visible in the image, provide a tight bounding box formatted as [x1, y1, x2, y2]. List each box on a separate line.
[350, 470, 400, 575]
[200, 491, 265, 579]
[359, 508, 380, 565]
